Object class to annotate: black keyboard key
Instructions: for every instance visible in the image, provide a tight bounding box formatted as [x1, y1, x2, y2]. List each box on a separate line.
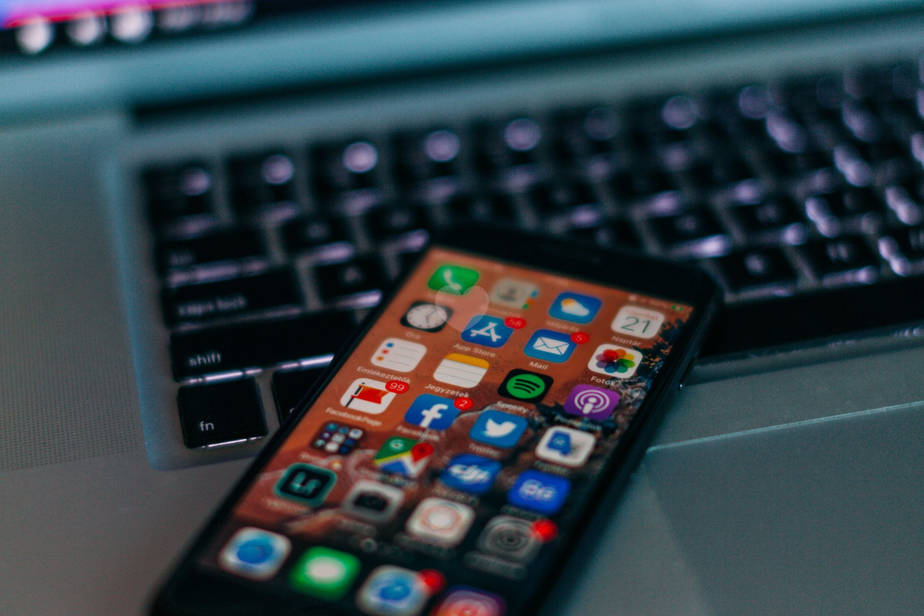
[314, 257, 387, 304]
[879, 224, 924, 275]
[177, 378, 267, 449]
[806, 187, 883, 221]
[649, 208, 730, 255]
[730, 195, 807, 237]
[281, 216, 353, 255]
[143, 162, 217, 232]
[527, 180, 599, 217]
[715, 248, 798, 293]
[611, 165, 678, 202]
[309, 139, 381, 200]
[801, 236, 881, 282]
[568, 219, 642, 250]
[472, 117, 543, 178]
[162, 269, 301, 326]
[156, 229, 266, 274]
[391, 128, 462, 187]
[443, 193, 483, 223]
[227, 151, 299, 219]
[364, 205, 430, 244]
[484, 193, 522, 223]
[170, 310, 354, 379]
[760, 147, 831, 178]
[272, 366, 328, 422]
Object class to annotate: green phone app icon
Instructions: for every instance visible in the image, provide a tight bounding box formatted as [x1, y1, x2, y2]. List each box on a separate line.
[427, 264, 480, 295]
[289, 546, 360, 599]
[499, 369, 553, 402]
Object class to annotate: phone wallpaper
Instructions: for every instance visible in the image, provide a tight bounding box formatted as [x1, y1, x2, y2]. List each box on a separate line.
[202, 246, 693, 614]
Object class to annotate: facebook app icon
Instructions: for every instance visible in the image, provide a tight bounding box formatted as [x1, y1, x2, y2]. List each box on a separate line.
[403, 394, 459, 430]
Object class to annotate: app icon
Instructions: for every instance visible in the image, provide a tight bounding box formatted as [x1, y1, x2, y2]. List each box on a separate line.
[404, 394, 459, 430]
[312, 422, 364, 455]
[371, 338, 427, 372]
[289, 546, 360, 599]
[340, 378, 396, 414]
[523, 329, 576, 363]
[374, 437, 434, 478]
[357, 566, 431, 615]
[401, 301, 453, 332]
[587, 344, 642, 378]
[341, 480, 405, 523]
[440, 454, 501, 494]
[508, 470, 570, 515]
[563, 384, 620, 421]
[433, 353, 489, 388]
[433, 587, 506, 616]
[219, 527, 291, 580]
[275, 464, 337, 506]
[611, 305, 665, 339]
[469, 410, 528, 448]
[406, 497, 475, 546]
[489, 277, 539, 309]
[428, 264, 480, 295]
[548, 292, 602, 324]
[498, 369, 553, 402]
[535, 426, 596, 467]
[477, 516, 542, 562]
[461, 315, 514, 348]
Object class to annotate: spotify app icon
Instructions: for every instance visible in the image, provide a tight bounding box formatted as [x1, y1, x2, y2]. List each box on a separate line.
[499, 369, 553, 403]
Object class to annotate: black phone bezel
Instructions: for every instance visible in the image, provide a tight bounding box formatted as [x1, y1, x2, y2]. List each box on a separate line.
[150, 224, 721, 616]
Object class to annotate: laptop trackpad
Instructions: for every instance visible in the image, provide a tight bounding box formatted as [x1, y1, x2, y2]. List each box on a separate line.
[646, 402, 924, 616]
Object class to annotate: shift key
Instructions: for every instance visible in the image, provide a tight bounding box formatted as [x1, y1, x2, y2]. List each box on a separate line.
[171, 311, 355, 380]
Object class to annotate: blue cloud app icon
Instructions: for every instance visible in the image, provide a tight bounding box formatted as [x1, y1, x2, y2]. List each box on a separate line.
[549, 292, 602, 324]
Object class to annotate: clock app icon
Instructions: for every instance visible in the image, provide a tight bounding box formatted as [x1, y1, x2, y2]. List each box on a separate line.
[401, 301, 453, 332]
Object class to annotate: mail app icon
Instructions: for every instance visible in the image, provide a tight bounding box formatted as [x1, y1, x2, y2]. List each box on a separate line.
[524, 329, 577, 363]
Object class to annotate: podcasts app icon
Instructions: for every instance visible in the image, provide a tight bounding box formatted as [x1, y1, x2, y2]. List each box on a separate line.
[563, 385, 620, 421]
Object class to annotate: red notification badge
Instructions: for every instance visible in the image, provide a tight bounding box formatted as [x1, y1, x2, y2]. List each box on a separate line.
[386, 380, 409, 394]
[504, 317, 526, 329]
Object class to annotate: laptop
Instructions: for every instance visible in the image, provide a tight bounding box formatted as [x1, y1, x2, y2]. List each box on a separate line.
[1, 1, 923, 614]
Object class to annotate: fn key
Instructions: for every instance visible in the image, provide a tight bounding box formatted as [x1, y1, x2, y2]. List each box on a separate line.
[178, 379, 267, 449]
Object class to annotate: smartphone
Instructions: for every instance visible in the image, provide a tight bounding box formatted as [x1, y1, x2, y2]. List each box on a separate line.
[151, 224, 720, 616]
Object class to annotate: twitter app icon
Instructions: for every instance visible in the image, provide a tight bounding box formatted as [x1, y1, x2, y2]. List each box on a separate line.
[470, 410, 528, 448]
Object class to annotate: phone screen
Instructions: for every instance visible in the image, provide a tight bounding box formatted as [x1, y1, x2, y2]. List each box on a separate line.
[198, 245, 694, 615]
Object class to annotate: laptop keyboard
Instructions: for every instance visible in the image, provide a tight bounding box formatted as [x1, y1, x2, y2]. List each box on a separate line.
[141, 58, 924, 450]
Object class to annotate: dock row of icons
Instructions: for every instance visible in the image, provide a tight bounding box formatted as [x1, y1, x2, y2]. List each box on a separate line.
[221, 527, 507, 614]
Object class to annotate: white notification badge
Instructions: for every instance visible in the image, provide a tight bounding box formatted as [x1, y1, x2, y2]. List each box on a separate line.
[611, 305, 665, 339]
